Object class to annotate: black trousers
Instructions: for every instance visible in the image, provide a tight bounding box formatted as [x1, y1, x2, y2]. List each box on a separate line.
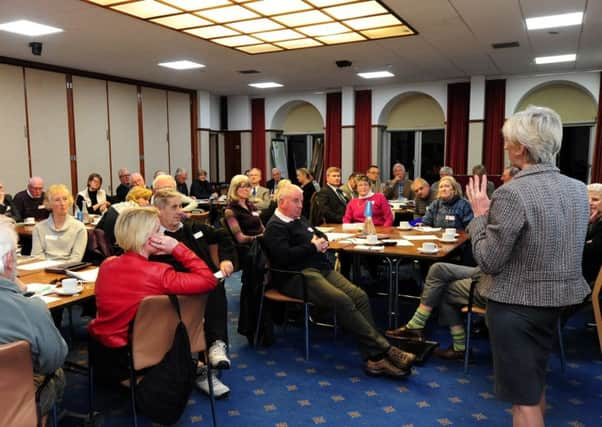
[204, 279, 228, 346]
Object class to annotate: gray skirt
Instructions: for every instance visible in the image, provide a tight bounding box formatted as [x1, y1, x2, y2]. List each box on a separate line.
[486, 300, 561, 405]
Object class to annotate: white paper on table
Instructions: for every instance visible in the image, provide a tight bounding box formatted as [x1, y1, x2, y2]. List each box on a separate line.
[315, 226, 334, 233]
[325, 232, 355, 241]
[214, 271, 224, 279]
[382, 239, 414, 247]
[342, 223, 364, 230]
[34, 295, 61, 304]
[415, 227, 441, 232]
[66, 267, 99, 282]
[26, 283, 57, 295]
[352, 245, 384, 252]
[402, 234, 438, 241]
[18, 260, 64, 271]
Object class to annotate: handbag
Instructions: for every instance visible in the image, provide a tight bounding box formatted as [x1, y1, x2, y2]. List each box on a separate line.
[134, 295, 196, 425]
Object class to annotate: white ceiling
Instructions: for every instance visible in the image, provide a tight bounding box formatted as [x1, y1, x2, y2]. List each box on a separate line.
[0, 0, 599, 95]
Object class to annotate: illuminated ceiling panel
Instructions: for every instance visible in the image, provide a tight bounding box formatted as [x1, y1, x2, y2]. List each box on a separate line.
[84, 0, 416, 54]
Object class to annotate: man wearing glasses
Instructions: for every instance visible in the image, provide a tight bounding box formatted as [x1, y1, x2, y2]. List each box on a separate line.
[115, 167, 131, 202]
[13, 176, 49, 221]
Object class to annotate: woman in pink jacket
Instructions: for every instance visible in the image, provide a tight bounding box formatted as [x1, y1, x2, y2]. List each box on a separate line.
[343, 175, 393, 226]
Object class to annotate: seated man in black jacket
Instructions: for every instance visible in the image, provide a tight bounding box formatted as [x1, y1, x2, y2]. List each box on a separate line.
[311, 167, 348, 225]
[263, 184, 415, 378]
[151, 189, 235, 399]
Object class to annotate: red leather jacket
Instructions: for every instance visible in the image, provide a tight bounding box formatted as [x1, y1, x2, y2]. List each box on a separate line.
[89, 243, 217, 348]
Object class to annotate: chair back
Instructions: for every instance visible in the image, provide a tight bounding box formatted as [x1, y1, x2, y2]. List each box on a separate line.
[592, 266, 602, 355]
[308, 191, 323, 226]
[0, 340, 37, 427]
[131, 294, 208, 370]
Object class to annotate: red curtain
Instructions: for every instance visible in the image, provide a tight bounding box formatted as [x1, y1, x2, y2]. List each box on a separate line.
[592, 72, 602, 182]
[483, 79, 506, 174]
[445, 82, 470, 173]
[354, 90, 372, 172]
[251, 98, 266, 178]
[325, 92, 342, 168]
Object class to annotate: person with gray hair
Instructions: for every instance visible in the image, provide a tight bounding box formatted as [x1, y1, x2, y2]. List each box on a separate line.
[13, 176, 50, 221]
[114, 167, 131, 202]
[384, 163, 414, 200]
[431, 166, 458, 198]
[190, 169, 217, 200]
[501, 165, 520, 184]
[583, 183, 602, 283]
[466, 105, 590, 426]
[0, 216, 68, 420]
[152, 174, 197, 212]
[174, 168, 189, 196]
[130, 172, 145, 188]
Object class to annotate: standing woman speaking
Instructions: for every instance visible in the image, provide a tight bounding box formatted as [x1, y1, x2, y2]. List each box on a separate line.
[466, 106, 590, 427]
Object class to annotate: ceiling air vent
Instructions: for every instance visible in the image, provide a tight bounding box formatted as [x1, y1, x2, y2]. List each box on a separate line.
[238, 69, 260, 74]
[492, 41, 520, 49]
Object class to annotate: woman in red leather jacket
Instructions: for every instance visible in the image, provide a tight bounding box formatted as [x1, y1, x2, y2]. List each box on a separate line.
[89, 206, 217, 384]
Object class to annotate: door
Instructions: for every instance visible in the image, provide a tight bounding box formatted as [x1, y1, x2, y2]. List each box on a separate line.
[557, 126, 591, 183]
[224, 132, 241, 182]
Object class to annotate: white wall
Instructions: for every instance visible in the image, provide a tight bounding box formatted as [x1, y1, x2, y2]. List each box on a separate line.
[265, 92, 326, 129]
[228, 95, 251, 130]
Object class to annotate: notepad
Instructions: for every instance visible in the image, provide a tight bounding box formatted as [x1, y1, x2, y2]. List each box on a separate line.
[325, 232, 355, 241]
[26, 283, 57, 295]
[66, 267, 99, 282]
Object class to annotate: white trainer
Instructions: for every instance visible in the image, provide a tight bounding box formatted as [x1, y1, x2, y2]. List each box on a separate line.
[208, 340, 231, 369]
[196, 367, 230, 399]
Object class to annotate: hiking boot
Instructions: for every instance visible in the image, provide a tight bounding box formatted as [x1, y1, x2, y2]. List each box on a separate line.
[386, 345, 416, 370]
[196, 367, 230, 399]
[208, 340, 230, 369]
[364, 358, 410, 379]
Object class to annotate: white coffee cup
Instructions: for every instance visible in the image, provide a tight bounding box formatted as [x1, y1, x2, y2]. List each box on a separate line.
[421, 242, 437, 252]
[444, 228, 456, 239]
[61, 278, 80, 293]
[367, 234, 379, 244]
[24, 217, 35, 225]
[399, 221, 411, 229]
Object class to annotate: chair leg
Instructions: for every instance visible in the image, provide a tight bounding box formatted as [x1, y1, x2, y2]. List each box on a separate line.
[52, 404, 58, 427]
[464, 312, 472, 374]
[128, 352, 138, 427]
[88, 351, 94, 421]
[206, 366, 218, 427]
[254, 293, 265, 348]
[333, 312, 337, 341]
[304, 303, 310, 360]
[557, 316, 566, 374]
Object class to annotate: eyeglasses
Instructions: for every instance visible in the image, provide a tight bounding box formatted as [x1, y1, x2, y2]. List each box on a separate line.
[238, 183, 251, 189]
[119, 174, 131, 178]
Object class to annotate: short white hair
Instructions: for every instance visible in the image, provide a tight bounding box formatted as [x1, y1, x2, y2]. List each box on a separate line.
[0, 216, 17, 274]
[152, 174, 176, 190]
[502, 105, 562, 165]
[587, 183, 602, 195]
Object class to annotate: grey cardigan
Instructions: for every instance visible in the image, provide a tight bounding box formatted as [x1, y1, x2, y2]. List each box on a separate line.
[467, 164, 590, 307]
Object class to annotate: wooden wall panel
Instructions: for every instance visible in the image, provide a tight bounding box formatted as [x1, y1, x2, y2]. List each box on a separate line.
[107, 82, 140, 183]
[25, 69, 71, 192]
[142, 87, 169, 180]
[168, 91, 192, 183]
[0, 64, 30, 194]
[72, 76, 111, 193]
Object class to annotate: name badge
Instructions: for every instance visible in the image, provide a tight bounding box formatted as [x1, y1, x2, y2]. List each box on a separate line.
[86, 200, 92, 207]
[38, 205, 45, 209]
[307, 227, 314, 232]
[193, 230, 204, 239]
[252, 211, 260, 216]
[45, 235, 58, 241]
[445, 215, 455, 221]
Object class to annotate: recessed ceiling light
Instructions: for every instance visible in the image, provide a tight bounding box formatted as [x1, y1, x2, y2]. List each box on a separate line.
[526, 12, 583, 30]
[357, 70, 394, 79]
[158, 60, 205, 70]
[249, 82, 283, 88]
[535, 54, 576, 64]
[0, 19, 63, 36]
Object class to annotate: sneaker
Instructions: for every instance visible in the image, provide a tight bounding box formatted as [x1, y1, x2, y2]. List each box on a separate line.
[364, 358, 410, 379]
[196, 367, 230, 399]
[386, 345, 416, 370]
[208, 340, 230, 369]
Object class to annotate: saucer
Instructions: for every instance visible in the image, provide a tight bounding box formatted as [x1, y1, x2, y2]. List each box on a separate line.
[398, 226, 413, 231]
[56, 286, 83, 296]
[417, 247, 439, 254]
[437, 237, 457, 243]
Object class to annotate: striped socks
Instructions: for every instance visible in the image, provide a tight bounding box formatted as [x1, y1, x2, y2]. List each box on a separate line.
[451, 328, 466, 351]
[406, 307, 431, 330]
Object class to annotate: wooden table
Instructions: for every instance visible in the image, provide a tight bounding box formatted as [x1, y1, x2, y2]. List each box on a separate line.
[19, 269, 95, 310]
[322, 224, 469, 327]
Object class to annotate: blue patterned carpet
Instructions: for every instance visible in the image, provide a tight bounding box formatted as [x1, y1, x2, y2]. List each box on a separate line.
[62, 272, 602, 426]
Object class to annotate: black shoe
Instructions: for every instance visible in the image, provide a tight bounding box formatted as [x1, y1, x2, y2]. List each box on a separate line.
[385, 325, 424, 341]
[433, 345, 465, 360]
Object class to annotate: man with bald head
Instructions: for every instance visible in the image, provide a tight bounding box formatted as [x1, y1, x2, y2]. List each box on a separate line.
[266, 167, 282, 194]
[13, 176, 49, 221]
[263, 184, 416, 379]
[152, 174, 197, 212]
[384, 163, 414, 200]
[130, 172, 145, 188]
[247, 168, 270, 210]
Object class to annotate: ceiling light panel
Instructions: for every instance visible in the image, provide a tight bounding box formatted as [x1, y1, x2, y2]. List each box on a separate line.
[158, 60, 205, 70]
[82, 0, 415, 54]
[526, 12, 583, 30]
[0, 20, 63, 36]
[535, 54, 576, 64]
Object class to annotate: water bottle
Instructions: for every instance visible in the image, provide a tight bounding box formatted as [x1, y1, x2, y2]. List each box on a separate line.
[75, 207, 83, 222]
[363, 201, 377, 239]
[82, 202, 89, 224]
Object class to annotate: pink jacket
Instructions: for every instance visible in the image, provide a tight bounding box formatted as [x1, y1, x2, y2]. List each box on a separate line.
[343, 193, 393, 226]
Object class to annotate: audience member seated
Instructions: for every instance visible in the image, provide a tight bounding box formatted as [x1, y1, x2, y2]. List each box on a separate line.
[296, 168, 315, 219]
[411, 177, 435, 218]
[312, 167, 348, 225]
[151, 189, 235, 399]
[384, 163, 414, 200]
[263, 185, 415, 378]
[88, 207, 217, 386]
[343, 175, 393, 226]
[472, 164, 495, 198]
[340, 172, 359, 200]
[260, 179, 291, 225]
[32, 184, 88, 262]
[13, 176, 50, 221]
[386, 262, 490, 359]
[366, 165, 383, 193]
[153, 174, 197, 212]
[76, 173, 111, 215]
[114, 167, 131, 203]
[190, 169, 217, 200]
[432, 166, 463, 197]
[224, 174, 265, 245]
[130, 172, 146, 187]
[265, 167, 282, 194]
[422, 176, 473, 229]
[247, 168, 270, 210]
[0, 216, 68, 419]
[174, 168, 189, 196]
[584, 183, 602, 284]
[95, 186, 152, 252]
[0, 181, 20, 221]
